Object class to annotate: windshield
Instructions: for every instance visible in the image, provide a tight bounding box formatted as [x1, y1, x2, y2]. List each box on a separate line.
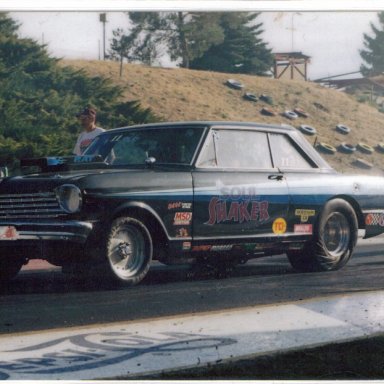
[84, 126, 205, 166]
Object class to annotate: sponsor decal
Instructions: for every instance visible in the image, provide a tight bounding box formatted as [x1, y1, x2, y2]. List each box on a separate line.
[211, 245, 233, 252]
[168, 202, 182, 210]
[182, 241, 191, 250]
[192, 245, 211, 252]
[253, 243, 275, 250]
[272, 218, 287, 234]
[0, 226, 18, 240]
[294, 224, 313, 234]
[243, 243, 257, 252]
[174, 212, 192, 225]
[289, 242, 305, 250]
[168, 202, 192, 210]
[206, 197, 269, 225]
[74, 154, 100, 163]
[46, 157, 67, 165]
[295, 209, 315, 223]
[365, 213, 384, 226]
[176, 228, 189, 238]
[219, 184, 258, 198]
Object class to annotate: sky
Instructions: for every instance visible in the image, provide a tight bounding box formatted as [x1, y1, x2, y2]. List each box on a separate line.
[9, 10, 380, 80]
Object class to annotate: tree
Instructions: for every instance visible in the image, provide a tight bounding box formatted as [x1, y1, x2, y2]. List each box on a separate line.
[360, 12, 384, 77]
[134, 33, 162, 66]
[127, 12, 164, 66]
[109, 23, 162, 71]
[0, 13, 159, 170]
[111, 12, 224, 68]
[190, 12, 273, 75]
[0, 12, 19, 37]
[109, 27, 140, 76]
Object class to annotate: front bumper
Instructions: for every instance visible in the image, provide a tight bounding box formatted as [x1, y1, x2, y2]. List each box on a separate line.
[0, 220, 93, 243]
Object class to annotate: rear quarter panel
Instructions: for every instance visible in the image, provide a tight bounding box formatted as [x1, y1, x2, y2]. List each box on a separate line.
[286, 171, 384, 234]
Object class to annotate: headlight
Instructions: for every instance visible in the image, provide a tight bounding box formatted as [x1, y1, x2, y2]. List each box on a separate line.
[55, 184, 82, 213]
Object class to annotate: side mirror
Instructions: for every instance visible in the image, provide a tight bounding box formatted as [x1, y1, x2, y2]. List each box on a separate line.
[145, 157, 156, 166]
[0, 166, 8, 177]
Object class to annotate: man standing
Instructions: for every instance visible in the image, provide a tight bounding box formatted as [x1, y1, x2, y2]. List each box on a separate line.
[73, 106, 105, 155]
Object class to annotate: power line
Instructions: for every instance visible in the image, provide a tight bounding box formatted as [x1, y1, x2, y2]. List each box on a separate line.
[315, 71, 362, 82]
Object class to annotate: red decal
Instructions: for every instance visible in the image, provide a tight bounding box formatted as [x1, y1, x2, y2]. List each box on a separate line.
[239, 201, 251, 223]
[174, 212, 192, 225]
[207, 197, 219, 225]
[168, 202, 182, 210]
[227, 201, 239, 222]
[192, 245, 211, 252]
[176, 228, 189, 237]
[259, 201, 269, 221]
[294, 224, 313, 234]
[365, 213, 384, 226]
[0, 226, 19, 240]
[206, 198, 269, 225]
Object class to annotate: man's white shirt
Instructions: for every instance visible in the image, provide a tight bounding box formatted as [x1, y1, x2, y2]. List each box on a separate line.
[73, 127, 105, 155]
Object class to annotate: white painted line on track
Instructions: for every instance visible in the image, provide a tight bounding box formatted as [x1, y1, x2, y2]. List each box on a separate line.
[0, 290, 383, 380]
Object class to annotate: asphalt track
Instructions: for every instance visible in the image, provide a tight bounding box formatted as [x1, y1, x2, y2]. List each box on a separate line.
[0, 236, 383, 379]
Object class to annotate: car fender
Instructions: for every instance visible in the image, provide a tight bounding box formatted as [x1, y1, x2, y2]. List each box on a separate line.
[110, 201, 172, 240]
[328, 194, 364, 228]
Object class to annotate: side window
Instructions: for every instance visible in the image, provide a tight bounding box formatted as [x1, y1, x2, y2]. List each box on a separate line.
[198, 129, 273, 169]
[111, 134, 149, 164]
[106, 127, 204, 165]
[269, 133, 315, 169]
[197, 131, 217, 167]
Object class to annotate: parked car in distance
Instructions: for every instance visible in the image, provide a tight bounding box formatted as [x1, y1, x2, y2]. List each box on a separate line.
[1, 121, 384, 286]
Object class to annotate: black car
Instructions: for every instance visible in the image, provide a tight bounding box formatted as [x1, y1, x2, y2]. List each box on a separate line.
[1, 121, 384, 286]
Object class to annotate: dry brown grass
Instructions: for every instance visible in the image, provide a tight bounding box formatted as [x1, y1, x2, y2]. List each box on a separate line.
[60, 59, 384, 174]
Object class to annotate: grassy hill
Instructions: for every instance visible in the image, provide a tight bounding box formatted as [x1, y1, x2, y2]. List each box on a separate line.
[60, 59, 384, 174]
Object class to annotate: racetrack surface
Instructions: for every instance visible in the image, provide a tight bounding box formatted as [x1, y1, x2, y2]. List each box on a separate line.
[1, 237, 384, 335]
[0, 238, 383, 379]
[0, 280, 383, 380]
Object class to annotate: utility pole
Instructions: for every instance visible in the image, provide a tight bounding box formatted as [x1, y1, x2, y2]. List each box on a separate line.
[99, 13, 107, 60]
[290, 12, 301, 51]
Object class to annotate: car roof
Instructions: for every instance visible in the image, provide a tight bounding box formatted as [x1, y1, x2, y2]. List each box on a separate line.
[105, 121, 296, 133]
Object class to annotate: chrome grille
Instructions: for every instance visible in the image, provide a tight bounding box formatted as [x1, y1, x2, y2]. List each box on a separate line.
[0, 192, 65, 219]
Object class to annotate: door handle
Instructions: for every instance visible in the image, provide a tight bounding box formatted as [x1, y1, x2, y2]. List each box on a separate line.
[268, 174, 284, 181]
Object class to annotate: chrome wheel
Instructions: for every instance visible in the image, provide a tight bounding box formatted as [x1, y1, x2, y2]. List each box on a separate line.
[106, 217, 152, 284]
[287, 199, 357, 272]
[322, 212, 350, 259]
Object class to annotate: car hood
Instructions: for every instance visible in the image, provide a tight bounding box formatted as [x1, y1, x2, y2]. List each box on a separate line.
[0, 166, 191, 195]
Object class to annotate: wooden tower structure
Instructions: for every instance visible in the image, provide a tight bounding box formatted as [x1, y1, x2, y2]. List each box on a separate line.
[273, 52, 311, 81]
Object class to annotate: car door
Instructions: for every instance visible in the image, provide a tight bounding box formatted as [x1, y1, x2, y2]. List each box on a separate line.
[267, 131, 326, 236]
[192, 128, 291, 243]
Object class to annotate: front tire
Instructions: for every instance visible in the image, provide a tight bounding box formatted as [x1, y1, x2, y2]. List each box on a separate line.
[287, 199, 358, 272]
[105, 217, 153, 285]
[0, 255, 24, 284]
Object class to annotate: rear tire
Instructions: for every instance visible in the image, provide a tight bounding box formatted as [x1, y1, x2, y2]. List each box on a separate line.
[104, 216, 153, 285]
[287, 199, 358, 272]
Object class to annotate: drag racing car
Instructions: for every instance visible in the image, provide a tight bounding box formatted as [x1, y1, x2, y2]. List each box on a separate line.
[0, 121, 384, 285]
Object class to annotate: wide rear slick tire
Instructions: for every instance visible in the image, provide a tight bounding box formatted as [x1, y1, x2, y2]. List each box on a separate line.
[105, 216, 153, 286]
[287, 199, 358, 272]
